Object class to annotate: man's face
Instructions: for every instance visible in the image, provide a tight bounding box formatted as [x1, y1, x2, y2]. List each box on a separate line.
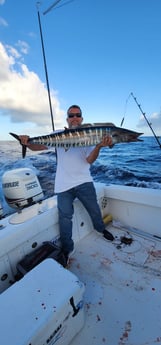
[67, 107, 83, 128]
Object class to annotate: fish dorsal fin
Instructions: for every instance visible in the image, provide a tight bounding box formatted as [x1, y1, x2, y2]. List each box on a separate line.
[93, 122, 116, 127]
[81, 122, 116, 127]
[80, 123, 93, 127]
[64, 123, 116, 130]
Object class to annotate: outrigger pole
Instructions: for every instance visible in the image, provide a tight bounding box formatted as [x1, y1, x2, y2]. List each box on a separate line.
[36, 1, 75, 131]
[43, 0, 63, 15]
[131, 92, 161, 149]
[36, 1, 71, 131]
[36, 2, 55, 131]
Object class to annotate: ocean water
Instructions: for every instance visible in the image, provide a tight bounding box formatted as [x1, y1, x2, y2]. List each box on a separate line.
[0, 136, 161, 216]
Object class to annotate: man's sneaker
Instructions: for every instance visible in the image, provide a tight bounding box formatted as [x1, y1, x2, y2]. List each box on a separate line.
[103, 229, 114, 241]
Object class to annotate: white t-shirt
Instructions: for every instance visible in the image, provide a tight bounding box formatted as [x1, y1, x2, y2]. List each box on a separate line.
[54, 146, 94, 193]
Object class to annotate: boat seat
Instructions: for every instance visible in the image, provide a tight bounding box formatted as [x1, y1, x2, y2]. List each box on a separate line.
[0, 259, 85, 345]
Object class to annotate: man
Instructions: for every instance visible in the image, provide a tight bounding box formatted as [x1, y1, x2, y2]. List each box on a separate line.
[19, 105, 114, 264]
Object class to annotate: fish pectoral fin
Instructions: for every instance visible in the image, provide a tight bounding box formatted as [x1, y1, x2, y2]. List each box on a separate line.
[9, 132, 27, 159]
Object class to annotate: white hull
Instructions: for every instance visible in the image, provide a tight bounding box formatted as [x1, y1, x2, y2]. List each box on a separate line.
[0, 183, 161, 344]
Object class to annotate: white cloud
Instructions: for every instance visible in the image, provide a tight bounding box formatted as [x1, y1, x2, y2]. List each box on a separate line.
[137, 111, 161, 134]
[0, 0, 5, 5]
[0, 16, 8, 26]
[5, 44, 21, 59]
[0, 42, 65, 134]
[16, 40, 30, 55]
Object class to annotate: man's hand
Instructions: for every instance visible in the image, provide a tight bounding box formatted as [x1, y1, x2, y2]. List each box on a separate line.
[87, 135, 113, 164]
[18, 135, 47, 151]
[97, 135, 113, 148]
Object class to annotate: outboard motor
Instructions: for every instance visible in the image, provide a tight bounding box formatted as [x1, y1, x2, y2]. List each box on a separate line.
[2, 168, 44, 209]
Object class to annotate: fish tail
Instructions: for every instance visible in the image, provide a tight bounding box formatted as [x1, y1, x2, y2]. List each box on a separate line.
[9, 132, 27, 158]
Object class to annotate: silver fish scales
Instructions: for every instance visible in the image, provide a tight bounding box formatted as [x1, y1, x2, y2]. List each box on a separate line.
[9, 123, 143, 158]
[28, 123, 143, 148]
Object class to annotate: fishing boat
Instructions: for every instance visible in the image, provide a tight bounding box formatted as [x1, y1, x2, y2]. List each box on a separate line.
[0, 167, 161, 345]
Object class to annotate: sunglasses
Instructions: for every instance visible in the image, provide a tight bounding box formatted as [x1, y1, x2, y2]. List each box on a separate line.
[68, 113, 82, 118]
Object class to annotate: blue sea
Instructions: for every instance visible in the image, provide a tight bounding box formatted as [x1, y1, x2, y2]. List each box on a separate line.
[0, 136, 161, 216]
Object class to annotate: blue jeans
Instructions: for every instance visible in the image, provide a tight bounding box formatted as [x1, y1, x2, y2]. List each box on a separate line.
[57, 182, 105, 254]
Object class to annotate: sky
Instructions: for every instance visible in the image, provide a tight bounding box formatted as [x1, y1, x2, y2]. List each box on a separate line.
[0, 0, 161, 140]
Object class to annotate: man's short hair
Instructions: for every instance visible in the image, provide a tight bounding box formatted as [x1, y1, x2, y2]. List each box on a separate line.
[67, 105, 82, 116]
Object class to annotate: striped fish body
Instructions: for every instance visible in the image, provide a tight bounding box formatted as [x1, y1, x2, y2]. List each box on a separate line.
[28, 123, 143, 149]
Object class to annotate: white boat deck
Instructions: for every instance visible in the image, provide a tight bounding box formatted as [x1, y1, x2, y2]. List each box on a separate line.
[0, 183, 160, 344]
[68, 224, 161, 345]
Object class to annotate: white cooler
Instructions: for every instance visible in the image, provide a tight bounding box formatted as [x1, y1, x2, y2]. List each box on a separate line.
[0, 259, 85, 345]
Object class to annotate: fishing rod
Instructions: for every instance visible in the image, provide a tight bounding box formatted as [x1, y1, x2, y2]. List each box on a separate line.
[131, 92, 161, 149]
[120, 93, 131, 127]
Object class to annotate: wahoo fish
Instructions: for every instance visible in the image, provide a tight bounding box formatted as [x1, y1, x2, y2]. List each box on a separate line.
[10, 123, 143, 158]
